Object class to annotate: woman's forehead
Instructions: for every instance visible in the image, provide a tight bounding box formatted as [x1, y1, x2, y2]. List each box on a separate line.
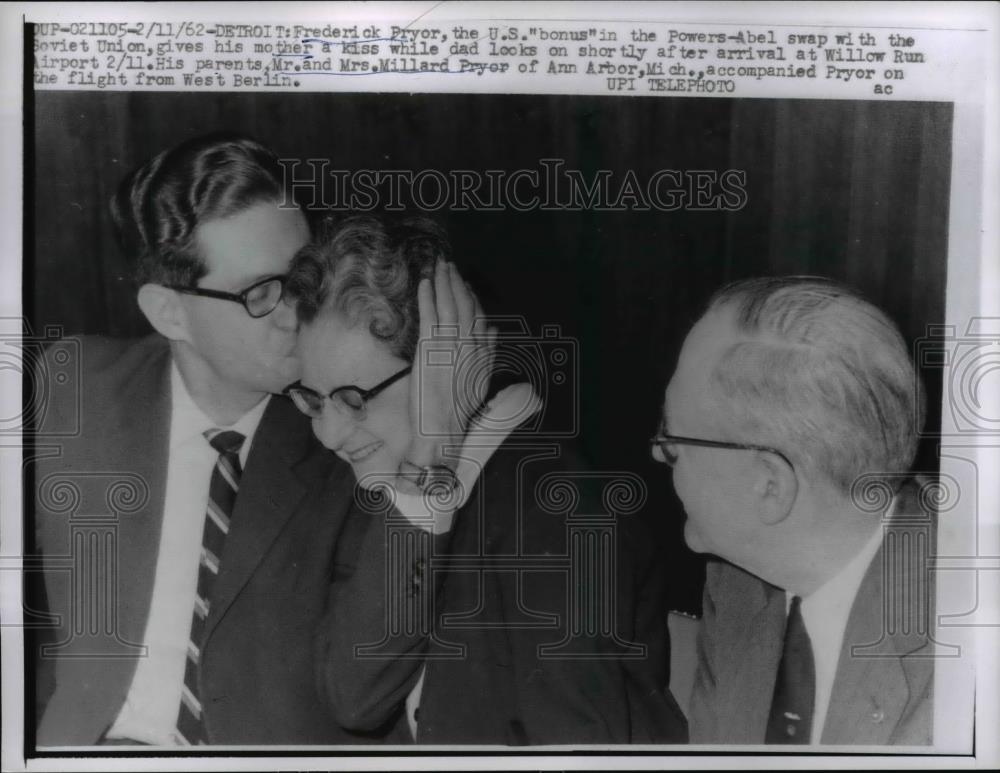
[297, 312, 398, 388]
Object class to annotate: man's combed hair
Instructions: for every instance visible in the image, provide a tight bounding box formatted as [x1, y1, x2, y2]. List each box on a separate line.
[706, 276, 925, 494]
[110, 132, 290, 286]
[286, 215, 450, 361]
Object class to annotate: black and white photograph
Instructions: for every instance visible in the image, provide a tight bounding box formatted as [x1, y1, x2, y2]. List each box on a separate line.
[2, 2, 997, 770]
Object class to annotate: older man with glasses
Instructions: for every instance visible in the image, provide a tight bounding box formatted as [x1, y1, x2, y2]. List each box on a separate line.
[653, 276, 935, 746]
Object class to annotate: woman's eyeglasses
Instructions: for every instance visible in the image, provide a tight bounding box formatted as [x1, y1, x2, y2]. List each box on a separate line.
[285, 366, 412, 420]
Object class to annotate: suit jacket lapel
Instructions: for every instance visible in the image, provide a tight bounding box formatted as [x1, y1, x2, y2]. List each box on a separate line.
[714, 565, 787, 742]
[110, 340, 172, 651]
[822, 480, 938, 745]
[38, 336, 173, 745]
[204, 396, 328, 636]
[80, 337, 172, 736]
[822, 535, 926, 745]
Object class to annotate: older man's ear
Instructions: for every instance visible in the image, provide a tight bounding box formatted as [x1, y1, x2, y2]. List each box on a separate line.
[753, 450, 797, 525]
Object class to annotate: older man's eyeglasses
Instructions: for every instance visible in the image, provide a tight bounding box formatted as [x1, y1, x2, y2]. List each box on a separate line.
[285, 366, 412, 421]
[165, 274, 287, 318]
[650, 433, 795, 471]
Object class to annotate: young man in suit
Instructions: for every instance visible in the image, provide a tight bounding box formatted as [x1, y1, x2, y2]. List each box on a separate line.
[652, 277, 935, 745]
[30, 134, 396, 746]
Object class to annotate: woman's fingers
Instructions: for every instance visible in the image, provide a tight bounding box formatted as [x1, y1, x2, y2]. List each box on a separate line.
[467, 286, 490, 342]
[451, 266, 476, 338]
[484, 326, 498, 396]
[418, 260, 497, 432]
[434, 259, 457, 328]
[417, 276, 436, 340]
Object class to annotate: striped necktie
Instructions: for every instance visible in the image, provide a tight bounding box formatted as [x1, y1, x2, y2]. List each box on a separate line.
[765, 595, 816, 744]
[175, 429, 245, 745]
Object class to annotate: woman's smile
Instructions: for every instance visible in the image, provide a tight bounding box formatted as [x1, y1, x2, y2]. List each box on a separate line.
[343, 439, 384, 464]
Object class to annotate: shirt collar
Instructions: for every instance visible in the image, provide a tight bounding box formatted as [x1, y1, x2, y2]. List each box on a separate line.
[169, 361, 271, 465]
[795, 501, 889, 614]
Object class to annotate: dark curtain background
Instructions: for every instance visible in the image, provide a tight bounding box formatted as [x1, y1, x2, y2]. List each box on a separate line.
[29, 93, 952, 613]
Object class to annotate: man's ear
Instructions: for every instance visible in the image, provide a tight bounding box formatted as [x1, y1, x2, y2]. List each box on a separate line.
[752, 451, 797, 525]
[137, 284, 190, 342]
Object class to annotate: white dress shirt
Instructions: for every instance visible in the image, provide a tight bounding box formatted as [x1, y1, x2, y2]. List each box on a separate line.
[106, 362, 269, 745]
[790, 519, 886, 744]
[389, 383, 542, 740]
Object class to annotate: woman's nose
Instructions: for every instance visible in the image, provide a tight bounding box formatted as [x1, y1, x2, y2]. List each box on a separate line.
[312, 406, 354, 451]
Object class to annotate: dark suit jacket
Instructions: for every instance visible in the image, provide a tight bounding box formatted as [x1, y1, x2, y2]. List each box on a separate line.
[316, 428, 688, 745]
[688, 480, 936, 745]
[30, 334, 397, 745]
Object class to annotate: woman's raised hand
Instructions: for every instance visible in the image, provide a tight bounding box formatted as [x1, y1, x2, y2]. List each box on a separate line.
[406, 259, 497, 470]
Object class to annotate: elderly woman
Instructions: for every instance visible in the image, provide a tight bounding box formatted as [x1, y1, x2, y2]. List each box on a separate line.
[284, 215, 684, 745]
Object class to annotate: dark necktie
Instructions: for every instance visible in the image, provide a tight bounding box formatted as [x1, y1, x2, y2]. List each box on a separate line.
[765, 595, 816, 744]
[175, 429, 245, 746]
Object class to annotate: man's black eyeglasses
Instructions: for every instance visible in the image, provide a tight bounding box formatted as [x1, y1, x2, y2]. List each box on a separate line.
[650, 433, 795, 472]
[285, 366, 412, 420]
[165, 274, 287, 318]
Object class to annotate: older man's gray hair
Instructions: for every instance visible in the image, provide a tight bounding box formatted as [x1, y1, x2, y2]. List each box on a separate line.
[705, 276, 925, 494]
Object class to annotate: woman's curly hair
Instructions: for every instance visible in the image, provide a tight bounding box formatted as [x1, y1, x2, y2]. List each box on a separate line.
[285, 214, 451, 361]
